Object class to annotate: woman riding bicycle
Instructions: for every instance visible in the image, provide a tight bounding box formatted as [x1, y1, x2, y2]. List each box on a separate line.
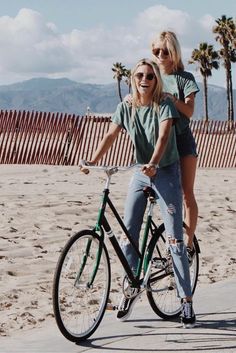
[80, 58, 196, 328]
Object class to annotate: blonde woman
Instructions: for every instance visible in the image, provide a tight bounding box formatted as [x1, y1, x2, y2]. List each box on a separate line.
[151, 31, 199, 264]
[81, 58, 196, 328]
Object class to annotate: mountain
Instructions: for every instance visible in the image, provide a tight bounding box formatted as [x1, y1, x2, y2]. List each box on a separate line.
[194, 83, 236, 120]
[0, 77, 235, 120]
[0, 78, 120, 116]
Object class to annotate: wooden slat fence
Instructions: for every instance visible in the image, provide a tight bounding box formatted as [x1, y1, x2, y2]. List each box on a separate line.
[191, 120, 235, 168]
[0, 110, 235, 167]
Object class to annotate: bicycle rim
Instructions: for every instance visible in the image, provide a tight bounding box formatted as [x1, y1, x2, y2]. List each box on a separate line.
[53, 230, 111, 342]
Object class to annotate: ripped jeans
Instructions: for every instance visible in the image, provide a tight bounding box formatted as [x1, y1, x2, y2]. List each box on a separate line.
[122, 161, 192, 298]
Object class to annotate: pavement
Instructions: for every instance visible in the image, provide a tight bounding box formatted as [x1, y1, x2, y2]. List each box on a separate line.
[1, 277, 236, 353]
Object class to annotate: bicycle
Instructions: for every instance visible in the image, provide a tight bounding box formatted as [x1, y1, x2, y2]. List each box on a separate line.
[52, 163, 200, 343]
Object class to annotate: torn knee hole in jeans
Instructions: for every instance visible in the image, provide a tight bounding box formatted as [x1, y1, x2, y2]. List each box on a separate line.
[167, 203, 176, 214]
[167, 236, 183, 246]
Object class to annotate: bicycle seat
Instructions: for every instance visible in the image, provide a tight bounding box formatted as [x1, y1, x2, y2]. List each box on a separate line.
[143, 186, 156, 200]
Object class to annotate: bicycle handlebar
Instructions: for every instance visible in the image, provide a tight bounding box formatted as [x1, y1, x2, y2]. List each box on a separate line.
[79, 159, 140, 176]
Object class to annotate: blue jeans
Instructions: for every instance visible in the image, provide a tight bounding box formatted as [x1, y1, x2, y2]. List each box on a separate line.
[122, 161, 192, 298]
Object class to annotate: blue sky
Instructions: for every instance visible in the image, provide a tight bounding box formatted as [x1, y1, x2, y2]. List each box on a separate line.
[0, 0, 235, 87]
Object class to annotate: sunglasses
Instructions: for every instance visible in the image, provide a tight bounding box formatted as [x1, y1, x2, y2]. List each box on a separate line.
[134, 72, 155, 81]
[153, 48, 169, 57]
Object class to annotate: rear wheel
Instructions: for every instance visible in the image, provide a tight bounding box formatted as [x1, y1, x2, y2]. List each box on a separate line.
[52, 230, 111, 342]
[145, 225, 199, 320]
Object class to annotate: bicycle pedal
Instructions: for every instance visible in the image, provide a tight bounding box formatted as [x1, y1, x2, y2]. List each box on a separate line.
[152, 257, 167, 268]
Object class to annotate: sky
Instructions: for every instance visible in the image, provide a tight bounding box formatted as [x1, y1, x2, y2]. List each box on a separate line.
[0, 0, 235, 88]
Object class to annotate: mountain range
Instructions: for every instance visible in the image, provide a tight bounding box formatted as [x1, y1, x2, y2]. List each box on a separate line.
[0, 77, 235, 120]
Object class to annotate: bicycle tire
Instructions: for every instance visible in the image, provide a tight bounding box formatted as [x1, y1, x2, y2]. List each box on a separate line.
[52, 229, 111, 342]
[145, 224, 199, 320]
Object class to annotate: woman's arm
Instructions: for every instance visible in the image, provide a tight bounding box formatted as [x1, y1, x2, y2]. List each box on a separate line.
[174, 92, 195, 118]
[164, 92, 195, 118]
[142, 118, 173, 177]
[88, 122, 122, 164]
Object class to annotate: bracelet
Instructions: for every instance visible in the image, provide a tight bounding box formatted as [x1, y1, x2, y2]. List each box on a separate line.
[149, 163, 158, 169]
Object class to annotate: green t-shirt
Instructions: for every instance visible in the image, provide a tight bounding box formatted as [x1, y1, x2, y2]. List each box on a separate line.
[112, 98, 179, 168]
[161, 71, 199, 134]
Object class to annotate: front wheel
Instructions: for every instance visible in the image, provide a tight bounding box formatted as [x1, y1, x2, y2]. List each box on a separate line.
[145, 225, 199, 320]
[52, 229, 111, 342]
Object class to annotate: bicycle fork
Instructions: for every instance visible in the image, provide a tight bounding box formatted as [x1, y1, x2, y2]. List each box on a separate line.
[74, 235, 104, 289]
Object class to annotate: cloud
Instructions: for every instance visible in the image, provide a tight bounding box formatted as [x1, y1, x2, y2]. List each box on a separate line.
[0, 6, 222, 85]
[199, 14, 216, 32]
[0, 8, 72, 74]
[134, 5, 191, 36]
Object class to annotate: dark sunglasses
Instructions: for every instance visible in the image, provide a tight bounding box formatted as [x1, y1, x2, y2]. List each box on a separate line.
[153, 48, 169, 57]
[134, 73, 155, 81]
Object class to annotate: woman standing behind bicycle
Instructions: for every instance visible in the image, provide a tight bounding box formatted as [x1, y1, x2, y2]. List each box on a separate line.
[80, 58, 196, 328]
[151, 31, 199, 263]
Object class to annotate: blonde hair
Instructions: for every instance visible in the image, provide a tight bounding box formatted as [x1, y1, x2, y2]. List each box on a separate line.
[131, 58, 163, 120]
[151, 31, 184, 72]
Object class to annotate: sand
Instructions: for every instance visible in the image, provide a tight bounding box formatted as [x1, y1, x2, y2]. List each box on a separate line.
[0, 165, 236, 337]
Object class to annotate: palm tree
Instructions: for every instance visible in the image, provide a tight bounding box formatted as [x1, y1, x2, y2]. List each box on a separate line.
[124, 68, 131, 93]
[213, 15, 236, 121]
[112, 62, 126, 102]
[189, 42, 219, 121]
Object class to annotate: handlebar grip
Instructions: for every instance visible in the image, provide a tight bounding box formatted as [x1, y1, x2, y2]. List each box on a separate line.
[79, 159, 90, 174]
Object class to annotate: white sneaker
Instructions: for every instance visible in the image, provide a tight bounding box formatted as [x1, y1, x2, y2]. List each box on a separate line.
[116, 289, 140, 321]
[181, 301, 196, 328]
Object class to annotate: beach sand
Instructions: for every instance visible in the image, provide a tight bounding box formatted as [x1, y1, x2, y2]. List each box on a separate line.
[0, 165, 236, 337]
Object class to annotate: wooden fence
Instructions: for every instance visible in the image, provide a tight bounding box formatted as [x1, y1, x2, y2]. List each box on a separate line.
[0, 110, 235, 168]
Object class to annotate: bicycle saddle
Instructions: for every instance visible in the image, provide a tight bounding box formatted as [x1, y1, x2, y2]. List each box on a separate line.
[143, 186, 156, 199]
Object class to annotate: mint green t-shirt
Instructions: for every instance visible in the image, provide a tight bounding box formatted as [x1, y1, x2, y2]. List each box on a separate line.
[161, 71, 199, 134]
[112, 98, 179, 168]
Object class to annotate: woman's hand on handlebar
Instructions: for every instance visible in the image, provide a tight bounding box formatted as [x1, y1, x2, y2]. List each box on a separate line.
[141, 164, 157, 177]
[79, 160, 94, 174]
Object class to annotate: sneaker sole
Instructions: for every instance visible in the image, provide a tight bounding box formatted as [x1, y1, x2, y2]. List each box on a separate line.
[182, 321, 196, 329]
[116, 294, 141, 322]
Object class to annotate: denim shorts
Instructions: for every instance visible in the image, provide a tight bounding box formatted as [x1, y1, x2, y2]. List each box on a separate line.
[176, 128, 198, 158]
